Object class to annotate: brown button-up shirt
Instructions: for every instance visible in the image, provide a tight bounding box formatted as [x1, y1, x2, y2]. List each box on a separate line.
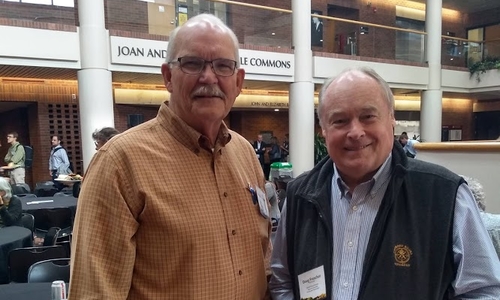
[69, 103, 271, 299]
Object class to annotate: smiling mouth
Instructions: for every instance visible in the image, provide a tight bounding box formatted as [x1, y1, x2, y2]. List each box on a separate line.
[345, 144, 370, 151]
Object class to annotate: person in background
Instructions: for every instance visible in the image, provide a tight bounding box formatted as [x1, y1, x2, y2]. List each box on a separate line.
[462, 175, 500, 259]
[280, 133, 289, 162]
[399, 132, 419, 158]
[69, 14, 271, 300]
[49, 135, 72, 191]
[253, 134, 266, 171]
[4, 132, 25, 184]
[397, 131, 408, 147]
[270, 67, 500, 300]
[268, 136, 282, 165]
[0, 177, 22, 227]
[92, 127, 120, 150]
[72, 127, 120, 198]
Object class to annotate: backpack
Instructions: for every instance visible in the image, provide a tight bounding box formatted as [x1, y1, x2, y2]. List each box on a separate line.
[16, 144, 34, 169]
[53, 147, 74, 172]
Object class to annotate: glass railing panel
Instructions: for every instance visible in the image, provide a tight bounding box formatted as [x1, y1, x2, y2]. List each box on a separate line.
[483, 40, 500, 59]
[106, 0, 292, 49]
[441, 37, 468, 68]
[0, 0, 77, 28]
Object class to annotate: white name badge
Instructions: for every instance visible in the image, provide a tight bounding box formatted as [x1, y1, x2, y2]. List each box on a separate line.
[298, 265, 327, 300]
[256, 186, 269, 219]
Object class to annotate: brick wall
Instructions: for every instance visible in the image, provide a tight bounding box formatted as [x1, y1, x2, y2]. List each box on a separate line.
[0, 80, 79, 188]
[105, 0, 149, 33]
[0, 1, 76, 26]
[113, 104, 159, 133]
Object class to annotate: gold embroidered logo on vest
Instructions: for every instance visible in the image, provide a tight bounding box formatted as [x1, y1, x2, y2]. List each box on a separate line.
[394, 244, 413, 267]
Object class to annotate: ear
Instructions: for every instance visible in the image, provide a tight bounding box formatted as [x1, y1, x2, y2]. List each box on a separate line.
[235, 68, 245, 94]
[322, 128, 327, 137]
[161, 63, 173, 93]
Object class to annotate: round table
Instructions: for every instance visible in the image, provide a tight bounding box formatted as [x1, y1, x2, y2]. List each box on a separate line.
[0, 226, 32, 284]
[21, 196, 77, 217]
[0, 282, 57, 299]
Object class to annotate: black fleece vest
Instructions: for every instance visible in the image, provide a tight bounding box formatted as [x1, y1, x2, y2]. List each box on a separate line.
[286, 142, 463, 300]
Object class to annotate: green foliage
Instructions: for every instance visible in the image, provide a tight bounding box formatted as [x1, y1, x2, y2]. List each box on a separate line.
[469, 56, 500, 82]
[314, 133, 328, 164]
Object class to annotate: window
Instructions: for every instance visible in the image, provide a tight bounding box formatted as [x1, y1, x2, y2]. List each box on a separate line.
[3, 0, 74, 7]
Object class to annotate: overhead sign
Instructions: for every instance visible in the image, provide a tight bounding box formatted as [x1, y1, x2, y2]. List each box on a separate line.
[110, 36, 293, 77]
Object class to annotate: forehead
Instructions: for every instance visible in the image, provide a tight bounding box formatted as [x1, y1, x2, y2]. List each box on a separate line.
[323, 73, 389, 112]
[174, 23, 236, 59]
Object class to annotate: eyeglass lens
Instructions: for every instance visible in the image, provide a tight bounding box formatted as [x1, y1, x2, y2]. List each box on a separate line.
[178, 57, 236, 76]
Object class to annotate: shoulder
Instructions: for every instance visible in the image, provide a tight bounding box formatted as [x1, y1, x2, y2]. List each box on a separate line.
[405, 158, 461, 183]
[9, 196, 22, 206]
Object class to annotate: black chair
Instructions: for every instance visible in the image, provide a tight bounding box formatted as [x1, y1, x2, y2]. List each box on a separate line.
[27, 258, 70, 283]
[32, 208, 73, 236]
[55, 240, 71, 258]
[34, 181, 58, 197]
[42, 227, 61, 247]
[21, 213, 35, 239]
[12, 183, 31, 195]
[53, 192, 71, 197]
[8, 245, 68, 283]
[16, 193, 37, 198]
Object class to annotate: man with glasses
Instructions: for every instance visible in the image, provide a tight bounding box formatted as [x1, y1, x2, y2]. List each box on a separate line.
[70, 14, 271, 300]
[4, 132, 25, 184]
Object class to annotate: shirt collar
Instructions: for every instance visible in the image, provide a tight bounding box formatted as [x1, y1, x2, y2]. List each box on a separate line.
[333, 153, 393, 197]
[156, 101, 231, 154]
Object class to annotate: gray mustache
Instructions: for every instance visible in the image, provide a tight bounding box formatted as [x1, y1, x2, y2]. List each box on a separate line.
[191, 85, 226, 100]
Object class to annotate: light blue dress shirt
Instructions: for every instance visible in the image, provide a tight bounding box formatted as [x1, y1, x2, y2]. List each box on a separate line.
[269, 155, 500, 299]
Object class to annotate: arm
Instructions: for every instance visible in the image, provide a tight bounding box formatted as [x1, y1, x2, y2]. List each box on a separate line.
[68, 150, 139, 300]
[451, 183, 500, 299]
[0, 197, 22, 226]
[10, 144, 25, 165]
[56, 149, 71, 174]
[269, 201, 295, 300]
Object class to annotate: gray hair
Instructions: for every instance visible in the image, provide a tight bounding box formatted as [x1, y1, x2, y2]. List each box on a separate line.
[317, 66, 394, 127]
[0, 177, 12, 199]
[166, 14, 240, 67]
[461, 175, 486, 211]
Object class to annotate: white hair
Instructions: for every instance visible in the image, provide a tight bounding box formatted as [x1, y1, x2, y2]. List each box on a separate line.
[166, 14, 240, 67]
[317, 67, 394, 128]
[461, 175, 486, 211]
[0, 177, 12, 199]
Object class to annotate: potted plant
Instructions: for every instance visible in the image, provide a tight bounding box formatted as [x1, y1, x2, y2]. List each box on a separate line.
[314, 133, 328, 164]
[469, 56, 500, 82]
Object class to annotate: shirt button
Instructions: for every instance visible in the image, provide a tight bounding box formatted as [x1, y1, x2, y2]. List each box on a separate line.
[343, 282, 348, 288]
[238, 270, 242, 275]
[231, 230, 236, 235]
[223, 192, 228, 197]
[352, 205, 358, 211]
[347, 241, 353, 247]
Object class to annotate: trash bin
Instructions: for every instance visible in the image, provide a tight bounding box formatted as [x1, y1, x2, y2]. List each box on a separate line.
[269, 162, 293, 181]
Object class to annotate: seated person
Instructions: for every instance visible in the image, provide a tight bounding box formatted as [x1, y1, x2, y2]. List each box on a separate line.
[0, 177, 22, 227]
[462, 175, 500, 259]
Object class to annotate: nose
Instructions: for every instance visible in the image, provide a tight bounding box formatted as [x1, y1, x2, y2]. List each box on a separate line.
[198, 63, 218, 84]
[346, 119, 365, 140]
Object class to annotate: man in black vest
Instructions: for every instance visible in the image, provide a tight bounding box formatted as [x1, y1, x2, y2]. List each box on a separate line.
[269, 67, 500, 300]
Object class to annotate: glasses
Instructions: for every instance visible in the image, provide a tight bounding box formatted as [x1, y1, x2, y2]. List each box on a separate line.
[169, 56, 237, 77]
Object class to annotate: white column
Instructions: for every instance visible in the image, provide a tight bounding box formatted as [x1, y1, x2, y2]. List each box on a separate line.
[421, 0, 443, 142]
[77, 0, 114, 171]
[289, 0, 315, 177]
